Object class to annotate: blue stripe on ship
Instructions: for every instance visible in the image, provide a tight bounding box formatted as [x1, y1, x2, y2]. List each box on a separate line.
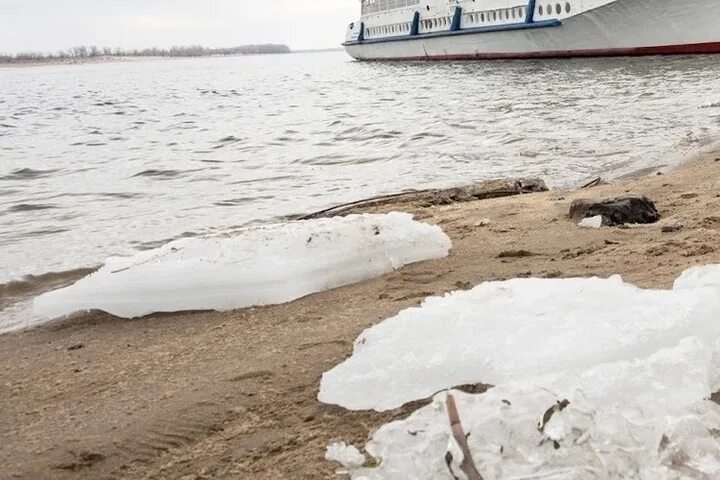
[343, 19, 561, 46]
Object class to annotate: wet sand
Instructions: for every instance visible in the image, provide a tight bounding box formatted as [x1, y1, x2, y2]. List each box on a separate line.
[1, 151, 720, 479]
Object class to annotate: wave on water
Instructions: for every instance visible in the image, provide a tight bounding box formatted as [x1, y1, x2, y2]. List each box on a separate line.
[0, 266, 98, 308]
[0, 168, 60, 181]
[214, 195, 274, 207]
[131, 169, 189, 179]
[6, 203, 58, 213]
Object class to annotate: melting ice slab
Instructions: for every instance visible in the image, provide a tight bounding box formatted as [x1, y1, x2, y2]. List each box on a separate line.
[321, 267, 720, 479]
[34, 213, 451, 319]
[319, 267, 720, 412]
[335, 339, 720, 480]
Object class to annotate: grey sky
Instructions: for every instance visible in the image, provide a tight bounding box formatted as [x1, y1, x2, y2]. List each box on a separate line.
[0, 0, 358, 53]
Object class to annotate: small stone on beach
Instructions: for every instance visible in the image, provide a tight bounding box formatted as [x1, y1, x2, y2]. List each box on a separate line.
[661, 219, 684, 233]
[497, 250, 534, 259]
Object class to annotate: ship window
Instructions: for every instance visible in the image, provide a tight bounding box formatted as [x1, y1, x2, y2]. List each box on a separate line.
[547, 4, 552, 14]
[481, 12, 485, 22]
[538, 5, 543, 15]
[493, 11, 497, 20]
[556, 3, 561, 14]
[565, 2, 571, 12]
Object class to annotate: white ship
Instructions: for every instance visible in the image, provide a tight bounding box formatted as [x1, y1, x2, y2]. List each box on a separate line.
[343, 0, 720, 60]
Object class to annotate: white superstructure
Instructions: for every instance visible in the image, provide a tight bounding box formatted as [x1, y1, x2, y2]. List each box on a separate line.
[343, 0, 720, 60]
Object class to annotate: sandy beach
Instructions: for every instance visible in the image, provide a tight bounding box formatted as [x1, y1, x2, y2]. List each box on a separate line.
[2, 150, 720, 479]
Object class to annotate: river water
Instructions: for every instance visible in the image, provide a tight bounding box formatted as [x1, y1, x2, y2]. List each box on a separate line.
[1, 51, 720, 331]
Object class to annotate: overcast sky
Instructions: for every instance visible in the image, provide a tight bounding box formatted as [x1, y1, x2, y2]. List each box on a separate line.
[0, 0, 359, 53]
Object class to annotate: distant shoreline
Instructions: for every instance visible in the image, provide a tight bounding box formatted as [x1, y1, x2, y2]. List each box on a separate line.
[0, 43, 295, 68]
[0, 49, 344, 69]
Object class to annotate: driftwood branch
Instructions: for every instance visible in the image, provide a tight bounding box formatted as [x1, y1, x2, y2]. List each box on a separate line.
[446, 394, 484, 480]
[580, 177, 603, 189]
[297, 178, 548, 220]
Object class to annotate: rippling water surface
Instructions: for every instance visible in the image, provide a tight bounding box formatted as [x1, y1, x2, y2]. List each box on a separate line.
[2, 52, 720, 331]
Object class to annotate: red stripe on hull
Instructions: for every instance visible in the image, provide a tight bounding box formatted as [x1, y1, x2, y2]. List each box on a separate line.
[360, 41, 720, 61]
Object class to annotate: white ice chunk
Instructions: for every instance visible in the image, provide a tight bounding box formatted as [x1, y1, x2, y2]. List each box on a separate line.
[33, 213, 451, 319]
[579, 215, 603, 228]
[331, 339, 720, 480]
[674, 264, 720, 289]
[319, 268, 720, 411]
[325, 442, 366, 469]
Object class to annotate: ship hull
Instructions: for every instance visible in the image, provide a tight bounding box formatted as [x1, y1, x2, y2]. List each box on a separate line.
[345, 0, 720, 60]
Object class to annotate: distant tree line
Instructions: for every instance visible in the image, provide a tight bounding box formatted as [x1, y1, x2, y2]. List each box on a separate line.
[0, 44, 291, 63]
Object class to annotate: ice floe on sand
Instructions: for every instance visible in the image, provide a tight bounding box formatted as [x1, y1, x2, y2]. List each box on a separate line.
[34, 213, 451, 319]
[321, 266, 720, 479]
